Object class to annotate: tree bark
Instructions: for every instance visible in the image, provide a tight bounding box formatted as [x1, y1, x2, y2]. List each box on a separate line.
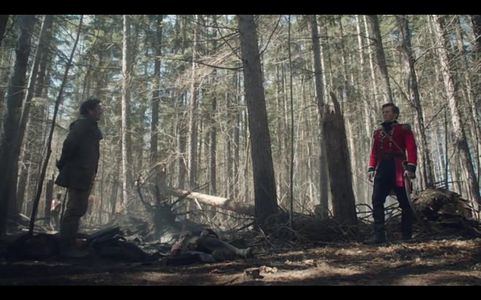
[433, 15, 481, 205]
[368, 15, 393, 103]
[178, 92, 188, 189]
[0, 15, 8, 47]
[367, 15, 393, 104]
[237, 15, 278, 229]
[0, 15, 36, 235]
[355, 15, 373, 140]
[309, 15, 329, 219]
[471, 15, 481, 54]
[323, 93, 357, 225]
[150, 15, 164, 203]
[120, 15, 131, 213]
[397, 15, 435, 188]
[189, 15, 199, 190]
[209, 16, 218, 196]
[10, 16, 53, 218]
[287, 15, 295, 227]
[28, 15, 83, 234]
[454, 16, 481, 190]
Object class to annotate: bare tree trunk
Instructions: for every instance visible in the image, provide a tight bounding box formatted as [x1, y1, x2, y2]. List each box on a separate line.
[209, 16, 218, 196]
[471, 15, 481, 182]
[454, 16, 481, 190]
[225, 87, 233, 198]
[28, 15, 83, 234]
[367, 15, 393, 104]
[18, 21, 53, 216]
[324, 93, 357, 225]
[150, 15, 164, 202]
[397, 15, 435, 188]
[356, 15, 373, 134]
[10, 15, 52, 217]
[444, 109, 449, 189]
[0, 15, 36, 235]
[189, 15, 199, 190]
[433, 15, 481, 205]
[209, 83, 218, 196]
[363, 16, 380, 107]
[233, 72, 241, 199]
[0, 53, 12, 132]
[237, 15, 278, 229]
[0, 15, 8, 47]
[287, 15, 295, 228]
[471, 15, 481, 54]
[355, 15, 371, 203]
[309, 15, 329, 219]
[178, 92, 188, 189]
[120, 15, 131, 213]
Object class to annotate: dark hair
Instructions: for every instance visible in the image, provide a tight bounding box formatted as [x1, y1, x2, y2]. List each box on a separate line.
[382, 103, 400, 115]
[80, 97, 101, 115]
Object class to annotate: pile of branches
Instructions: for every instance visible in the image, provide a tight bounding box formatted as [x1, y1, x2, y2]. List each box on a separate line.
[412, 188, 481, 238]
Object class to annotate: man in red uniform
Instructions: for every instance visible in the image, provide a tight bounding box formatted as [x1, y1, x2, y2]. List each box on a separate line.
[366, 103, 417, 244]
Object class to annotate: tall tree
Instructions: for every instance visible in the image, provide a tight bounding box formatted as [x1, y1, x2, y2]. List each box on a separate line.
[396, 15, 435, 188]
[363, 15, 381, 108]
[355, 15, 372, 137]
[237, 15, 278, 229]
[150, 15, 164, 201]
[471, 15, 481, 54]
[0, 15, 36, 235]
[367, 15, 393, 104]
[433, 15, 481, 205]
[471, 15, 481, 180]
[453, 16, 481, 187]
[12, 16, 53, 216]
[120, 15, 131, 212]
[324, 93, 357, 225]
[287, 15, 294, 227]
[28, 15, 83, 234]
[308, 15, 328, 219]
[189, 15, 199, 190]
[209, 15, 218, 196]
[0, 15, 8, 47]
[175, 16, 188, 190]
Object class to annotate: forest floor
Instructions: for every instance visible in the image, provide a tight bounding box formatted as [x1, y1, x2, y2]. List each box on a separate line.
[2, 235, 481, 285]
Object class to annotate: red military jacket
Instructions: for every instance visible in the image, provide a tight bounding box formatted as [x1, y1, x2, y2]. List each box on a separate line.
[368, 121, 417, 187]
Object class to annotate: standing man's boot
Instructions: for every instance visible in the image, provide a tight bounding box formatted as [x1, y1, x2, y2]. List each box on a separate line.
[364, 224, 386, 245]
[401, 209, 413, 241]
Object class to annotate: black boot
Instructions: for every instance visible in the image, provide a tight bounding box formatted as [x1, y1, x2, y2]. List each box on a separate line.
[401, 209, 413, 241]
[364, 224, 386, 245]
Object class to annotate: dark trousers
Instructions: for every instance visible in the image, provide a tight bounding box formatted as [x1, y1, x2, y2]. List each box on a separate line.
[372, 159, 412, 237]
[60, 188, 90, 246]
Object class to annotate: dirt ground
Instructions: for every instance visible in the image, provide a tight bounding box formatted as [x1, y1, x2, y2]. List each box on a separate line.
[2, 236, 481, 285]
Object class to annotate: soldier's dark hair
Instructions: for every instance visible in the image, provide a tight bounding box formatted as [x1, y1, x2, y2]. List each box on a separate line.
[382, 103, 400, 116]
[80, 97, 101, 115]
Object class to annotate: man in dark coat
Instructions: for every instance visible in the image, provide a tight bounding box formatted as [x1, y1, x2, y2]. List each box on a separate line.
[366, 103, 417, 244]
[55, 98, 103, 256]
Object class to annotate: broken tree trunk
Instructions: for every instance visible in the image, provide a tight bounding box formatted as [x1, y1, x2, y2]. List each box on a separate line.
[323, 93, 357, 225]
[168, 188, 254, 216]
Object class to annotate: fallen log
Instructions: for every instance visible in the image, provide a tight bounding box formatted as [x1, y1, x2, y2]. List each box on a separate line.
[168, 188, 254, 216]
